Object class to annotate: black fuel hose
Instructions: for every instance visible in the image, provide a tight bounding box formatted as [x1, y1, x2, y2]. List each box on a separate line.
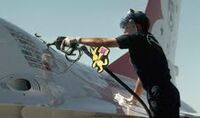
[47, 43, 152, 117]
[80, 46, 152, 118]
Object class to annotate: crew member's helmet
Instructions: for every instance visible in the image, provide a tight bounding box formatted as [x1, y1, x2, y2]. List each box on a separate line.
[120, 9, 150, 32]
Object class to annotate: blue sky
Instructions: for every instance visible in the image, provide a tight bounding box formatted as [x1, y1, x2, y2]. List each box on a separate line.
[0, 0, 200, 113]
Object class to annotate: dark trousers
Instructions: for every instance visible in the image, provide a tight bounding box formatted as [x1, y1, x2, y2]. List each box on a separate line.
[147, 82, 180, 118]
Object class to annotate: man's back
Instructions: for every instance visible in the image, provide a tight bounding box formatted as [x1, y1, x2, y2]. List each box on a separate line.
[116, 32, 171, 89]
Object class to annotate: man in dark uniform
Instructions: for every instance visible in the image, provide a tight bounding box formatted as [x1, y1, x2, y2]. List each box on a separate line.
[56, 9, 180, 118]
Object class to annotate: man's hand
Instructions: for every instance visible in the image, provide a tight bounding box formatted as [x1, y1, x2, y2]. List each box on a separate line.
[54, 36, 66, 50]
[60, 36, 80, 51]
[114, 93, 138, 106]
[55, 36, 80, 51]
[124, 95, 137, 105]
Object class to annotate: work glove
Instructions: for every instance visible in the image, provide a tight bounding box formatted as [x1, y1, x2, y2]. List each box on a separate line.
[124, 95, 137, 105]
[55, 36, 81, 51]
[114, 93, 137, 106]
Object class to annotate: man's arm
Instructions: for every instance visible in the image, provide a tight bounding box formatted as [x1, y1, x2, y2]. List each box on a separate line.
[79, 38, 119, 47]
[134, 78, 143, 96]
[124, 78, 143, 104]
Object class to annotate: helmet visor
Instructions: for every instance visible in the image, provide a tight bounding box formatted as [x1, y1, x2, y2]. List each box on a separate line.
[120, 19, 136, 29]
[120, 9, 136, 28]
[120, 18, 128, 28]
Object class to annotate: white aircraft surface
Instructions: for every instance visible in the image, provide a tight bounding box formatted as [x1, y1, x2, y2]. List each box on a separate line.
[0, 0, 199, 117]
